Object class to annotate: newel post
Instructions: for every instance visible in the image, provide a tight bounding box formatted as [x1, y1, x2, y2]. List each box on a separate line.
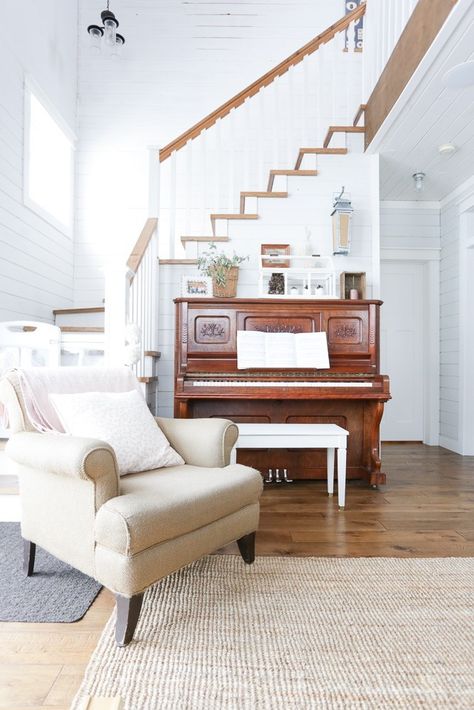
[148, 144, 160, 219]
[104, 261, 132, 367]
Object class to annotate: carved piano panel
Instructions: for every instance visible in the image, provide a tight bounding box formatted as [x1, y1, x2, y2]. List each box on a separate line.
[174, 298, 390, 484]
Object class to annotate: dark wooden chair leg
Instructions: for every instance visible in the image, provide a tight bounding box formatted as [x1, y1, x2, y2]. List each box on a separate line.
[115, 593, 144, 647]
[23, 539, 36, 577]
[237, 531, 256, 564]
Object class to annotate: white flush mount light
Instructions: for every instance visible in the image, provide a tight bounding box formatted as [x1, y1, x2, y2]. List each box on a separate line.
[443, 61, 474, 89]
[438, 143, 457, 156]
[412, 172, 425, 192]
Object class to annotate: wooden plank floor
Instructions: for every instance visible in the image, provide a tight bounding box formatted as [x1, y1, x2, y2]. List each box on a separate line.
[1, 443, 473, 708]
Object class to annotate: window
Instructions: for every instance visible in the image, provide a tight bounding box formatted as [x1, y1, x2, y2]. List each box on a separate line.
[24, 79, 75, 235]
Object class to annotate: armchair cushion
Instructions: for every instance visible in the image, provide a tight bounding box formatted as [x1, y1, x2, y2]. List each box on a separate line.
[94, 463, 263, 556]
[50, 389, 184, 475]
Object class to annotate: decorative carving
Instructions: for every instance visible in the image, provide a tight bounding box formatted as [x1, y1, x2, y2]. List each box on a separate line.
[200, 323, 226, 338]
[255, 324, 303, 333]
[335, 325, 357, 338]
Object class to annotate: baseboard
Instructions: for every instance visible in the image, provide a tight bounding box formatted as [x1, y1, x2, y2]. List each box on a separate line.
[439, 435, 463, 455]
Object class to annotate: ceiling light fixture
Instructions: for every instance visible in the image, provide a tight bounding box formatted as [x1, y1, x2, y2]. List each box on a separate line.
[412, 172, 425, 192]
[438, 143, 457, 156]
[87, 1, 125, 56]
[443, 61, 474, 89]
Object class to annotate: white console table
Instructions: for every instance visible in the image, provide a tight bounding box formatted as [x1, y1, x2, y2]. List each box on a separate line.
[230, 423, 349, 508]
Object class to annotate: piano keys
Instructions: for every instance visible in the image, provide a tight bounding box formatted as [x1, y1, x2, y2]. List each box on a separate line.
[174, 297, 391, 485]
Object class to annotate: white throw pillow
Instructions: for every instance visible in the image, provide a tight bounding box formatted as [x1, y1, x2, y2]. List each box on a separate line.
[49, 389, 184, 475]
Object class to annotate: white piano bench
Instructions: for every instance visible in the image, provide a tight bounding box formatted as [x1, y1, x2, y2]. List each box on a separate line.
[230, 423, 349, 509]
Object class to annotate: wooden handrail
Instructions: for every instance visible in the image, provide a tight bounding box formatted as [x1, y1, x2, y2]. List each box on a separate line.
[126, 217, 158, 281]
[159, 3, 366, 162]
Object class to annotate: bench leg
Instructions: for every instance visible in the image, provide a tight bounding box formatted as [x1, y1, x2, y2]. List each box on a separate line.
[337, 447, 347, 509]
[237, 532, 256, 564]
[327, 448, 335, 497]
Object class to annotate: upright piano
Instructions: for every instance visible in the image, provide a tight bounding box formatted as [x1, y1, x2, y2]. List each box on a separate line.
[174, 298, 391, 485]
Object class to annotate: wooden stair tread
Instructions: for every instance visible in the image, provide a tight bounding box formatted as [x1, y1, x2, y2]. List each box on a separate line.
[160, 259, 198, 265]
[53, 307, 105, 315]
[138, 376, 158, 384]
[59, 326, 104, 333]
[323, 125, 365, 148]
[295, 148, 348, 168]
[240, 191, 288, 213]
[144, 350, 161, 359]
[267, 170, 318, 191]
[181, 236, 228, 243]
[211, 214, 258, 220]
[353, 104, 367, 127]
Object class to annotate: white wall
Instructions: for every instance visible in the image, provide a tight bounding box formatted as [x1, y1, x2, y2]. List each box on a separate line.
[380, 201, 440, 251]
[0, 0, 78, 322]
[75, 1, 348, 306]
[157, 149, 380, 418]
[439, 176, 474, 454]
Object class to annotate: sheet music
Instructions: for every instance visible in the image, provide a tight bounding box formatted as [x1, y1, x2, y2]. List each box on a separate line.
[237, 331, 329, 369]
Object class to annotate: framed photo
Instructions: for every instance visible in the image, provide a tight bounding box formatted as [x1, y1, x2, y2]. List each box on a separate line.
[261, 243, 290, 268]
[181, 275, 212, 297]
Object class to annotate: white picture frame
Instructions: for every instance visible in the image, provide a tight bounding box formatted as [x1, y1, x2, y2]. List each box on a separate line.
[181, 275, 213, 297]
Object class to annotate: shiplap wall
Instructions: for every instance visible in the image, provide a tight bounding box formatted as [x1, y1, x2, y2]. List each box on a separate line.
[438, 178, 474, 454]
[380, 202, 440, 250]
[157, 149, 379, 418]
[0, 0, 78, 322]
[75, 1, 344, 306]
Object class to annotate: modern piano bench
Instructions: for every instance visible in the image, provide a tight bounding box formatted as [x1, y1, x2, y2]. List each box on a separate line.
[230, 423, 349, 508]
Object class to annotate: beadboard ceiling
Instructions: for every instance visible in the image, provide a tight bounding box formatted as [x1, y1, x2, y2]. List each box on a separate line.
[374, 1, 474, 202]
[78, 0, 340, 146]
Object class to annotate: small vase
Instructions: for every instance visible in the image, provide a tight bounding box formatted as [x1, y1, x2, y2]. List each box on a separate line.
[212, 267, 239, 298]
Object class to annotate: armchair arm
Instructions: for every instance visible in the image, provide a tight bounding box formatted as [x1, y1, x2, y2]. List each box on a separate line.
[155, 417, 238, 467]
[6, 431, 119, 509]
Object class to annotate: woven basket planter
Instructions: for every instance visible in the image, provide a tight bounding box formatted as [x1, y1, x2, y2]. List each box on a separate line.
[212, 267, 239, 298]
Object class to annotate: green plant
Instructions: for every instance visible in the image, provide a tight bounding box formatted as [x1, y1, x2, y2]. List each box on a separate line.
[197, 242, 248, 286]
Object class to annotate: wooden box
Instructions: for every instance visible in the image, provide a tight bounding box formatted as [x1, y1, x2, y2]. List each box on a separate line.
[340, 272, 366, 299]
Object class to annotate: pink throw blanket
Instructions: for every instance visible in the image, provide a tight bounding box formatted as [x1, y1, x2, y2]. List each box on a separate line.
[2, 366, 142, 433]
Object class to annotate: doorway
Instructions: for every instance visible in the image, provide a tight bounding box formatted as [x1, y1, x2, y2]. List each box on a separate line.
[380, 261, 425, 441]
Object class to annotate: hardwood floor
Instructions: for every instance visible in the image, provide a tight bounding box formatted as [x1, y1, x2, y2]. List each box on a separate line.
[1, 443, 473, 709]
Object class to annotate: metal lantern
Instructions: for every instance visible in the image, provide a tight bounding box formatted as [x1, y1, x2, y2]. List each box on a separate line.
[331, 187, 353, 255]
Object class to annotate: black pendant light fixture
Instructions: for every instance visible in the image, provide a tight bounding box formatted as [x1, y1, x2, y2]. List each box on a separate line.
[87, 1, 125, 56]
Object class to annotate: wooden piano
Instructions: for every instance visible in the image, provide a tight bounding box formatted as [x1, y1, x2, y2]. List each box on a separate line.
[174, 298, 391, 485]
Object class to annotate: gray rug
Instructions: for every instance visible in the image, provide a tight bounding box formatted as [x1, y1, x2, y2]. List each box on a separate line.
[0, 522, 101, 622]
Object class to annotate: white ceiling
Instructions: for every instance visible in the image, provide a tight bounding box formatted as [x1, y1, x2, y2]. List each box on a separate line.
[373, 0, 474, 202]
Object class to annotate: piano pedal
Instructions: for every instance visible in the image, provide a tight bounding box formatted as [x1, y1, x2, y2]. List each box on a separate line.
[264, 469, 274, 484]
[274, 468, 282, 484]
[282, 469, 293, 483]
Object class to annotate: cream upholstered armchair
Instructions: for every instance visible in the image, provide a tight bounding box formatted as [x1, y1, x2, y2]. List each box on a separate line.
[0, 370, 262, 646]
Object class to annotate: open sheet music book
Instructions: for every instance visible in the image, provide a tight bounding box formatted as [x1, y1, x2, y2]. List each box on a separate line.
[237, 331, 330, 370]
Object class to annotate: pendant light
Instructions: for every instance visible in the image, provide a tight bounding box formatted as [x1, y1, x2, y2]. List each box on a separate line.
[87, 1, 125, 55]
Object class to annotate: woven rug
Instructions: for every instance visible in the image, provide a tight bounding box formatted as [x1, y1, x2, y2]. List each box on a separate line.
[71, 556, 474, 709]
[0, 522, 101, 622]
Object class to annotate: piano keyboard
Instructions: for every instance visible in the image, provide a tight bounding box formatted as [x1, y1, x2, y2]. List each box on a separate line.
[192, 380, 373, 388]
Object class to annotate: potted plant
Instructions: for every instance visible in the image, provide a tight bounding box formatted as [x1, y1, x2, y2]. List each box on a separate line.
[197, 242, 248, 298]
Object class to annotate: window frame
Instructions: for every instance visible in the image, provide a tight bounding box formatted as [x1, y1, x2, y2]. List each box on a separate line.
[23, 76, 76, 238]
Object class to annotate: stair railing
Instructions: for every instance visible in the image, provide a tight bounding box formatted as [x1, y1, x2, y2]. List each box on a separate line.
[156, 3, 367, 258]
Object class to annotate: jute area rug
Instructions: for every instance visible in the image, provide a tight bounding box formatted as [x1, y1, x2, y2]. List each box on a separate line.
[0, 522, 101, 622]
[72, 556, 474, 710]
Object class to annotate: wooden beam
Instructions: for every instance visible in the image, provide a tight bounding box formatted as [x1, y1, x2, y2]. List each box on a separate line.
[240, 192, 288, 213]
[126, 218, 158, 277]
[159, 3, 366, 161]
[59, 326, 104, 333]
[365, 0, 458, 148]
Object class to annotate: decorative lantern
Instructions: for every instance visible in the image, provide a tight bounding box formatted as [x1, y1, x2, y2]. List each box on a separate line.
[331, 187, 353, 255]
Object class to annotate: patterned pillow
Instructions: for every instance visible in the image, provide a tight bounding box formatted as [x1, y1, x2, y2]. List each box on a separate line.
[50, 389, 184, 475]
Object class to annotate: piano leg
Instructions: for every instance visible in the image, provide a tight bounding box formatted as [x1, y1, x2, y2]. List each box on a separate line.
[364, 401, 386, 487]
[175, 399, 190, 419]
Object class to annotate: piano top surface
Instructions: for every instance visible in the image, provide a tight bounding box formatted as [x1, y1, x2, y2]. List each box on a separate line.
[175, 297, 384, 305]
